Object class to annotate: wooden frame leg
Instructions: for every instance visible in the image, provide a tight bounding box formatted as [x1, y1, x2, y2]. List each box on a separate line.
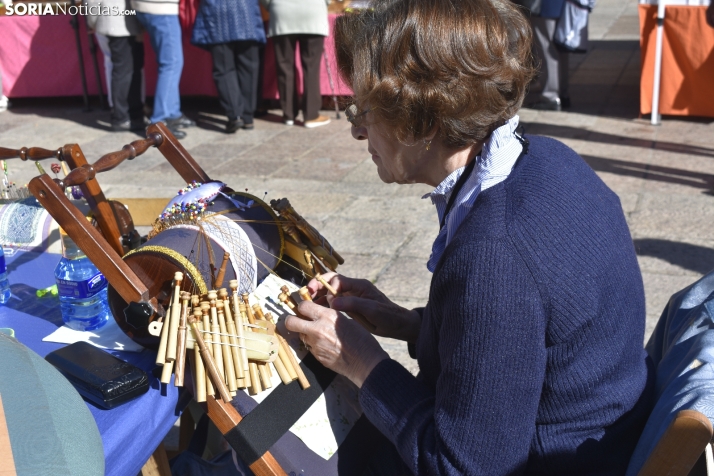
[140, 442, 172, 476]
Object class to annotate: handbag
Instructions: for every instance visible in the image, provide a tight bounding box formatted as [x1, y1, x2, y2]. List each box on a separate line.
[179, 0, 200, 36]
[554, 0, 594, 53]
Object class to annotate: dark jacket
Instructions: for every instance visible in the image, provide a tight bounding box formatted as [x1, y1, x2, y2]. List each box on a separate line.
[360, 135, 654, 475]
[191, 0, 266, 46]
[540, 0, 565, 18]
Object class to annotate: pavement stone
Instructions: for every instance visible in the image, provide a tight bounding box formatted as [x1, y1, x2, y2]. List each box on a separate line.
[1, 0, 713, 377]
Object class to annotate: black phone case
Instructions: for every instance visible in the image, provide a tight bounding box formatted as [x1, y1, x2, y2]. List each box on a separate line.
[45, 341, 149, 409]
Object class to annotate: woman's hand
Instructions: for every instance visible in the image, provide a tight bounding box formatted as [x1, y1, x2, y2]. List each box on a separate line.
[307, 273, 422, 342]
[285, 301, 389, 387]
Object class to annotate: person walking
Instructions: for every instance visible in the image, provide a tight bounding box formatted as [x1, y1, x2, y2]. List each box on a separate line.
[261, 0, 331, 128]
[132, 0, 195, 138]
[87, 0, 146, 131]
[191, 0, 266, 133]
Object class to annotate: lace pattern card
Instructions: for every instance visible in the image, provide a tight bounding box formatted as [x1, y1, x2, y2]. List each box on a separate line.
[247, 274, 363, 460]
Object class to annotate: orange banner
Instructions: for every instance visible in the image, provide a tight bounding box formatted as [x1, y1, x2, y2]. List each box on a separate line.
[639, 4, 714, 118]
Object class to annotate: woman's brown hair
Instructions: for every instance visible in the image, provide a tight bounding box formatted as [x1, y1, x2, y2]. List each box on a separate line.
[334, 0, 535, 148]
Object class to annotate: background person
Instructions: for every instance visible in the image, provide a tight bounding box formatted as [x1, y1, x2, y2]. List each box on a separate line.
[132, 0, 195, 138]
[191, 0, 266, 133]
[261, 0, 331, 128]
[526, 0, 570, 110]
[86, 0, 146, 132]
[0, 69, 8, 113]
[285, 0, 654, 473]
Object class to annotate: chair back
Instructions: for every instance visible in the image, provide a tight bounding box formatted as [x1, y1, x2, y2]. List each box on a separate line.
[626, 271, 714, 476]
[638, 409, 712, 476]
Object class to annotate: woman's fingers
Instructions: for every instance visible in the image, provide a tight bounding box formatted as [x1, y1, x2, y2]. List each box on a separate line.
[285, 301, 338, 335]
[329, 295, 382, 322]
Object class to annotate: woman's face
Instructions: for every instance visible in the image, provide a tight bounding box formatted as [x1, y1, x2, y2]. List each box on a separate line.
[351, 115, 427, 185]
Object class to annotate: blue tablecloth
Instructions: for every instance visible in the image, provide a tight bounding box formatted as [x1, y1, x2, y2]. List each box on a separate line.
[0, 250, 190, 476]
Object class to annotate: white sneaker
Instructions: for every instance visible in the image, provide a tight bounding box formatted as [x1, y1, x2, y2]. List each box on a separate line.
[283, 119, 294, 126]
[304, 115, 331, 128]
[0, 96, 9, 113]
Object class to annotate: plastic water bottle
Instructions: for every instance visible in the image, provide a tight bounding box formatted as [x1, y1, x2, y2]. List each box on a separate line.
[54, 230, 110, 331]
[0, 247, 10, 304]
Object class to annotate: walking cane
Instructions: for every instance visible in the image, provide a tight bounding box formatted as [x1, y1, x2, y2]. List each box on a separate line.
[323, 52, 341, 119]
[68, 0, 91, 111]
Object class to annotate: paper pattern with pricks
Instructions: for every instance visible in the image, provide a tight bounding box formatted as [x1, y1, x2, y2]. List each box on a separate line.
[248, 273, 363, 460]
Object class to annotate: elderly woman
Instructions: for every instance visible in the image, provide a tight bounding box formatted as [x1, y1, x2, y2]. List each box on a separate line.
[285, 0, 654, 474]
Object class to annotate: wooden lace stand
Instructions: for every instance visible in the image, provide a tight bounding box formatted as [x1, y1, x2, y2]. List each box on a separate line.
[25, 122, 286, 476]
[0, 143, 126, 256]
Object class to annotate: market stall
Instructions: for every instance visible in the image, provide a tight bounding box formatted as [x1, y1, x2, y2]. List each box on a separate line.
[639, 0, 714, 119]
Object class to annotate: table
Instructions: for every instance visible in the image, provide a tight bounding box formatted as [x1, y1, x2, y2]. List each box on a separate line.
[0, 250, 189, 476]
[639, 4, 714, 118]
[0, 14, 352, 99]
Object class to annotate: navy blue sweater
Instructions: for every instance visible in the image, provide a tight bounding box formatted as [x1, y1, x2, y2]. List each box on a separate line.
[360, 136, 654, 475]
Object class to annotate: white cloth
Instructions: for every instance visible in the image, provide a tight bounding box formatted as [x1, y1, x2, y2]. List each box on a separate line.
[130, 0, 178, 15]
[86, 0, 143, 36]
[424, 115, 524, 272]
[261, 0, 330, 37]
[43, 317, 144, 352]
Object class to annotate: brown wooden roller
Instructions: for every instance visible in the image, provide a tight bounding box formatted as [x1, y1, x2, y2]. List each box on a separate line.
[0, 146, 62, 161]
[61, 133, 163, 188]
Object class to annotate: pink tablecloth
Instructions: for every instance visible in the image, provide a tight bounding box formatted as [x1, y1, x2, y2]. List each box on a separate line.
[0, 14, 352, 99]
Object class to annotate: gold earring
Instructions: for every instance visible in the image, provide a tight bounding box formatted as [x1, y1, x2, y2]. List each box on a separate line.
[425, 140, 432, 151]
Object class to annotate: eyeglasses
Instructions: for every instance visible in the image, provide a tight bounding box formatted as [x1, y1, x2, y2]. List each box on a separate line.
[345, 104, 370, 127]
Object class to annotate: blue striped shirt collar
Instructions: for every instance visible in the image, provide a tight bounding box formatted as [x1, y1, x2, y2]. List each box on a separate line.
[424, 115, 523, 272]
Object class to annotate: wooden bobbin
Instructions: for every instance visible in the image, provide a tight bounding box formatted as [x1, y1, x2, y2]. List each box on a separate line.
[174, 291, 191, 387]
[220, 290, 245, 388]
[200, 302, 215, 397]
[214, 252, 230, 290]
[188, 315, 231, 403]
[248, 360, 262, 396]
[280, 285, 297, 305]
[314, 273, 338, 296]
[259, 362, 273, 390]
[156, 291, 173, 366]
[279, 334, 309, 390]
[252, 303, 266, 320]
[277, 337, 298, 382]
[272, 346, 293, 385]
[193, 308, 207, 402]
[216, 301, 237, 393]
[278, 293, 297, 311]
[229, 280, 250, 386]
[298, 287, 313, 302]
[160, 358, 174, 384]
[252, 304, 276, 334]
[237, 300, 262, 395]
[242, 293, 256, 324]
[166, 272, 184, 362]
[241, 300, 274, 389]
[207, 292, 225, 388]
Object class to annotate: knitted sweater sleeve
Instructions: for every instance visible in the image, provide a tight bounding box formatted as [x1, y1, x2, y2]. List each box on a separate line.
[360, 237, 547, 475]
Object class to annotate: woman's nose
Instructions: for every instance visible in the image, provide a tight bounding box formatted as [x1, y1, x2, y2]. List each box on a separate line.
[351, 125, 367, 141]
